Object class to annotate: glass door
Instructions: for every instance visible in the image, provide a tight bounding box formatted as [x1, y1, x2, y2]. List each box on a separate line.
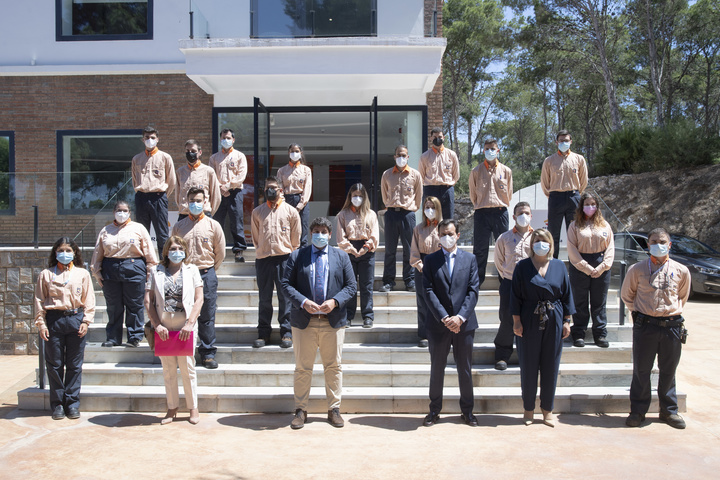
[253, 97, 270, 206]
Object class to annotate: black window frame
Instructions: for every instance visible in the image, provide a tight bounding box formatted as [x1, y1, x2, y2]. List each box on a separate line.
[0, 131, 15, 216]
[55, 0, 154, 42]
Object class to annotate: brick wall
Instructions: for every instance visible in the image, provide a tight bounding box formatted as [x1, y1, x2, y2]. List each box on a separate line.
[425, 0, 444, 136]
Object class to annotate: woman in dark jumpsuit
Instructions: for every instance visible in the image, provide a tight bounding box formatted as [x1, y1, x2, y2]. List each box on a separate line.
[511, 228, 574, 427]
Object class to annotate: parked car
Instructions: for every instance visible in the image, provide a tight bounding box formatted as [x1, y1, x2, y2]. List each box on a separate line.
[614, 231, 720, 297]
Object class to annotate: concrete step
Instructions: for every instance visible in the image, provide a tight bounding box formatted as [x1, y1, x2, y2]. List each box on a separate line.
[224, 245, 481, 263]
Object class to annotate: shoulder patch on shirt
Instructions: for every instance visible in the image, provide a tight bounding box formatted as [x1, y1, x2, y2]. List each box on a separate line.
[76, 286, 82, 295]
[202, 238, 209, 243]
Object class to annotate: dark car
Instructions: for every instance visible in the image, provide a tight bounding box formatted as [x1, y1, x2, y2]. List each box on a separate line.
[614, 232, 720, 297]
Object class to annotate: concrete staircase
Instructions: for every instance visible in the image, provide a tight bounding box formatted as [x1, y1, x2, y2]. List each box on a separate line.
[19, 246, 684, 414]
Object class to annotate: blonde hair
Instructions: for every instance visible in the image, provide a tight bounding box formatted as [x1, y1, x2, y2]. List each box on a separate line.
[161, 235, 190, 268]
[422, 196, 443, 224]
[340, 184, 373, 228]
[529, 229, 554, 258]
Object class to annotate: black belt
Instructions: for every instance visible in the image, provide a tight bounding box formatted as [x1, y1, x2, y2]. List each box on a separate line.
[199, 267, 215, 275]
[549, 190, 579, 195]
[632, 311, 684, 327]
[49, 308, 84, 317]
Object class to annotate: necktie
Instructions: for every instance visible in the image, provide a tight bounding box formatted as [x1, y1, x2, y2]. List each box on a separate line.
[446, 252, 454, 279]
[314, 250, 326, 304]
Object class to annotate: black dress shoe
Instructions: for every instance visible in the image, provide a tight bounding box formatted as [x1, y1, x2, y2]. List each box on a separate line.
[573, 338, 585, 348]
[461, 413, 478, 427]
[66, 406, 80, 419]
[379, 284, 393, 293]
[625, 413, 645, 427]
[495, 360, 508, 371]
[406, 283, 416, 292]
[126, 339, 140, 348]
[101, 340, 118, 347]
[362, 318, 373, 328]
[253, 337, 269, 348]
[659, 412, 686, 429]
[423, 412, 440, 427]
[51, 405, 65, 420]
[418, 339, 428, 348]
[595, 336, 609, 348]
[202, 357, 219, 369]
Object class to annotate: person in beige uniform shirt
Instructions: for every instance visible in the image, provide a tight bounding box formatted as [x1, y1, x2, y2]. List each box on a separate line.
[419, 127, 460, 220]
[621, 227, 690, 430]
[209, 128, 248, 262]
[409, 196, 442, 347]
[35, 237, 95, 420]
[176, 139, 221, 220]
[131, 126, 176, 255]
[277, 143, 313, 247]
[540, 130, 588, 259]
[335, 183, 379, 327]
[492, 201, 533, 370]
[469, 138, 513, 287]
[171, 187, 225, 370]
[566, 192, 614, 348]
[380, 144, 423, 293]
[251, 176, 301, 349]
[91, 201, 158, 348]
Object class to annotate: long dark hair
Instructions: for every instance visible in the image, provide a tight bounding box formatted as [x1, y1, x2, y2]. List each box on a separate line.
[48, 237, 84, 268]
[574, 192, 606, 228]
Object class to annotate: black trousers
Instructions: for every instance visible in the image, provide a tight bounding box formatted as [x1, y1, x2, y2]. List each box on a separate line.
[44, 311, 87, 410]
[547, 191, 580, 259]
[135, 191, 169, 255]
[569, 252, 610, 341]
[383, 209, 415, 287]
[284, 193, 309, 248]
[101, 257, 146, 345]
[493, 278, 514, 362]
[516, 318, 563, 412]
[347, 239, 375, 322]
[214, 188, 247, 252]
[427, 326, 475, 415]
[414, 264, 428, 339]
[473, 207, 508, 287]
[256, 254, 292, 339]
[423, 185, 454, 220]
[198, 267, 218, 359]
[630, 320, 683, 416]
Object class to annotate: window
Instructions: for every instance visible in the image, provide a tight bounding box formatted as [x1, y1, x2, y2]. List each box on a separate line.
[56, 0, 153, 41]
[57, 130, 141, 214]
[251, 0, 376, 38]
[0, 132, 15, 215]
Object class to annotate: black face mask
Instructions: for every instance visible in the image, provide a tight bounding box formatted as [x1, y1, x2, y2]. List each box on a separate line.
[186, 151, 198, 163]
[432, 137, 443, 147]
[265, 187, 278, 201]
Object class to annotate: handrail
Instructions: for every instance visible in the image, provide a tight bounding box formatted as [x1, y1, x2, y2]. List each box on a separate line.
[72, 175, 134, 245]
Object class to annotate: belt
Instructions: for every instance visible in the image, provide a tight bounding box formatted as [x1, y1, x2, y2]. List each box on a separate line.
[549, 190, 579, 195]
[389, 207, 411, 212]
[310, 314, 328, 320]
[199, 267, 215, 274]
[632, 311, 684, 327]
[49, 308, 84, 317]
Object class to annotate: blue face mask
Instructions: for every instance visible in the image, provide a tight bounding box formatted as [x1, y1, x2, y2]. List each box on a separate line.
[56, 251, 74, 265]
[188, 201, 204, 216]
[533, 241, 551, 257]
[649, 243, 670, 258]
[312, 233, 329, 249]
[220, 138, 234, 149]
[168, 251, 186, 264]
[558, 141, 571, 152]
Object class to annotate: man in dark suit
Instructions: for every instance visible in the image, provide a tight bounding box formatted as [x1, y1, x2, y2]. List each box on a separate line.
[281, 217, 357, 430]
[422, 218, 480, 427]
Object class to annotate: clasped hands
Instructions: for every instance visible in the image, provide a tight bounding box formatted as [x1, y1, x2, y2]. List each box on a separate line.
[303, 299, 336, 315]
[155, 323, 193, 342]
[443, 315, 462, 334]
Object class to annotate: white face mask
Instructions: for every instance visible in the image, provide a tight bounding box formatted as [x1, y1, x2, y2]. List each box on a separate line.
[515, 213, 530, 227]
[649, 243, 670, 258]
[144, 137, 158, 150]
[424, 208, 436, 220]
[220, 138, 234, 149]
[484, 148, 499, 161]
[533, 241, 551, 256]
[395, 156, 408, 168]
[351, 196, 363, 207]
[114, 211, 130, 224]
[289, 151, 302, 162]
[558, 141, 571, 152]
[439, 234, 456, 250]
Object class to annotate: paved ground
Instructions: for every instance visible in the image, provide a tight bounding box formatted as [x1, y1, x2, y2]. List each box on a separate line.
[1, 297, 719, 479]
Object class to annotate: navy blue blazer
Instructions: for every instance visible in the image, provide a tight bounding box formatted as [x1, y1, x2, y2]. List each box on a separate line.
[422, 248, 479, 333]
[281, 245, 357, 329]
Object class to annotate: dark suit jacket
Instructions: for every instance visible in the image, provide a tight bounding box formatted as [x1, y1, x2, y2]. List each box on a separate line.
[281, 245, 357, 329]
[422, 248, 479, 333]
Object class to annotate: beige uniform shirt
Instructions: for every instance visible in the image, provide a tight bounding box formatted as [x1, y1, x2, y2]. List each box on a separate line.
[175, 163, 222, 215]
[419, 146, 460, 186]
[469, 161, 513, 209]
[567, 221, 615, 275]
[410, 221, 441, 270]
[494, 227, 533, 280]
[335, 208, 380, 255]
[621, 257, 690, 317]
[171, 215, 226, 270]
[277, 163, 313, 207]
[251, 200, 301, 260]
[34, 266, 96, 328]
[209, 148, 248, 190]
[381, 166, 423, 211]
[131, 148, 176, 194]
[90, 221, 158, 281]
[540, 151, 588, 196]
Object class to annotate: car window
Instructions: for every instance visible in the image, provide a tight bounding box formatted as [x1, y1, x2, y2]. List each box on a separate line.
[627, 236, 647, 251]
[670, 235, 718, 255]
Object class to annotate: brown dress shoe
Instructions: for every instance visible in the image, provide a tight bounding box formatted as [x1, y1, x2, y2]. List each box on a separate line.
[328, 408, 344, 428]
[291, 409, 307, 429]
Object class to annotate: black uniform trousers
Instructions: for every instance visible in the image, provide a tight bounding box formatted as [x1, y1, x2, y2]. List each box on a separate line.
[494, 277, 515, 362]
[198, 267, 218, 359]
[214, 188, 247, 252]
[473, 207, 509, 287]
[547, 191, 580, 259]
[101, 257, 146, 345]
[630, 320, 683, 416]
[256, 254, 292, 339]
[516, 315, 564, 412]
[423, 185, 454, 221]
[569, 252, 610, 341]
[427, 326, 475, 415]
[383, 209, 415, 288]
[135, 191, 169, 255]
[44, 310, 87, 410]
[284, 193, 309, 248]
[414, 253, 428, 339]
[347, 239, 375, 322]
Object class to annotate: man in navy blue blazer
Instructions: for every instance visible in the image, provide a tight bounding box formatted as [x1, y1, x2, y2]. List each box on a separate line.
[422, 219, 480, 427]
[282, 217, 357, 430]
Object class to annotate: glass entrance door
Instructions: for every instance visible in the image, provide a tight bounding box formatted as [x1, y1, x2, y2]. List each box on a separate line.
[253, 97, 270, 206]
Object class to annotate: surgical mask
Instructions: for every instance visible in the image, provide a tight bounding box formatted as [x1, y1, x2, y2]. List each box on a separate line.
[533, 241, 551, 256]
[649, 243, 670, 258]
[558, 141, 571, 152]
[395, 156, 408, 168]
[289, 151, 302, 162]
[484, 149, 499, 161]
[186, 151, 198, 163]
[220, 138, 234, 150]
[114, 211, 130, 224]
[439, 235, 456, 250]
[351, 196, 363, 207]
[188, 201, 204, 216]
[515, 213, 530, 227]
[432, 137, 443, 147]
[312, 233, 329, 249]
[144, 138, 157, 150]
[583, 205, 597, 217]
[265, 187, 278, 202]
[56, 252, 74, 265]
[168, 250, 185, 264]
[424, 208, 436, 220]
